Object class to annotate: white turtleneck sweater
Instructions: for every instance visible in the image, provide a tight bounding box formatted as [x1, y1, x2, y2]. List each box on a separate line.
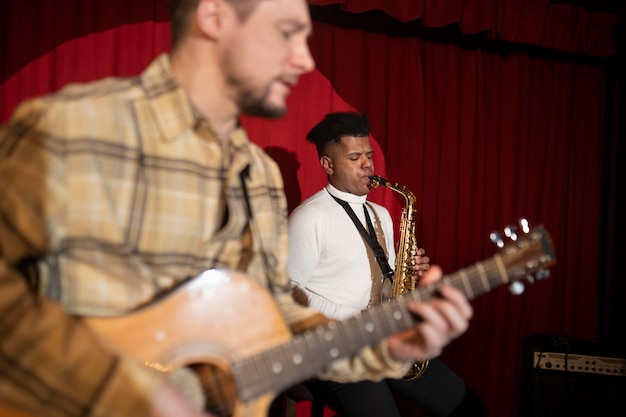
[287, 184, 396, 320]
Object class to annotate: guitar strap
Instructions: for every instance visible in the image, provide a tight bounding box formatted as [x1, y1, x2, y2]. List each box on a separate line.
[330, 194, 395, 282]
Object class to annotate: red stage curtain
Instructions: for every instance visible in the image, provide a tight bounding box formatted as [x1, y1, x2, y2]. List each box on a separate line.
[309, 0, 618, 57]
[0, 1, 613, 416]
[304, 15, 605, 416]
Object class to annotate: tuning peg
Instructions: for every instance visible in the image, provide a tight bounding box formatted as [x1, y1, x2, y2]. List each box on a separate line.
[490, 231, 504, 248]
[504, 225, 518, 241]
[534, 268, 551, 281]
[519, 218, 530, 233]
[509, 281, 525, 295]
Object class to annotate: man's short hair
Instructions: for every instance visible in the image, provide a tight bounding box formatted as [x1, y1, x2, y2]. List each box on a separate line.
[306, 111, 370, 158]
[165, 0, 261, 49]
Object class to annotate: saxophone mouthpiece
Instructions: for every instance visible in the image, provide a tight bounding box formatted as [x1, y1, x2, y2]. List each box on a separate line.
[368, 175, 387, 188]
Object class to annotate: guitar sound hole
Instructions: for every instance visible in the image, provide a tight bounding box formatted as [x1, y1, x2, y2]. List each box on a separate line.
[191, 363, 237, 417]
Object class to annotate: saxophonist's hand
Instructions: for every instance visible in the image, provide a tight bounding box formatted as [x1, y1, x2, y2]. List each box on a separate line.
[413, 247, 430, 277]
[385, 265, 472, 362]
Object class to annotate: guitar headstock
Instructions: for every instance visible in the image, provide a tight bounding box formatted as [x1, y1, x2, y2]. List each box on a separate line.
[489, 219, 556, 295]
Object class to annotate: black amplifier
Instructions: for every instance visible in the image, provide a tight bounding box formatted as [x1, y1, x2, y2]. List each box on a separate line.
[522, 334, 626, 417]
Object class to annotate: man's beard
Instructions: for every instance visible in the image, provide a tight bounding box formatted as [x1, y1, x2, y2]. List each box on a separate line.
[237, 85, 287, 119]
[223, 51, 288, 119]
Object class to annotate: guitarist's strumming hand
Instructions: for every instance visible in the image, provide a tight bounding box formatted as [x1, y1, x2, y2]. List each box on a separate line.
[385, 265, 473, 362]
[146, 383, 218, 417]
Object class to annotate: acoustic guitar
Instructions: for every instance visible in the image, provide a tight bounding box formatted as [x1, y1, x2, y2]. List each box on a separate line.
[72, 223, 554, 417]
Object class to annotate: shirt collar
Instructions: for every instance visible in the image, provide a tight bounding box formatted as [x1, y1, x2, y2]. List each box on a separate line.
[325, 184, 368, 205]
[140, 53, 217, 143]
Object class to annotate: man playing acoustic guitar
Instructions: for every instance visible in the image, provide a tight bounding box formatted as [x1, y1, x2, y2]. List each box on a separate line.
[0, 1, 473, 416]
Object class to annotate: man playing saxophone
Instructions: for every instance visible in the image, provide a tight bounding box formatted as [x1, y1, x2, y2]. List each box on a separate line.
[287, 111, 486, 417]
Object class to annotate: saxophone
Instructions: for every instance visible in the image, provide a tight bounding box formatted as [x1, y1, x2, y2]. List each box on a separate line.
[368, 175, 429, 380]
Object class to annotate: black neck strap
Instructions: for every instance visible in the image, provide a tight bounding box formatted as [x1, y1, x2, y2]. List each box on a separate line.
[330, 194, 394, 281]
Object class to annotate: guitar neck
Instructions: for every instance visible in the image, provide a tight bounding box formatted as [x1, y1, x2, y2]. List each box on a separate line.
[233, 225, 555, 400]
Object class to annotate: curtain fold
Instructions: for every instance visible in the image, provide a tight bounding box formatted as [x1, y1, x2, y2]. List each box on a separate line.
[0, 1, 613, 416]
[309, 0, 618, 57]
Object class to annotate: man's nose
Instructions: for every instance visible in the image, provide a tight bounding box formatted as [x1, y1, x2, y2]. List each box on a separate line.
[293, 40, 315, 75]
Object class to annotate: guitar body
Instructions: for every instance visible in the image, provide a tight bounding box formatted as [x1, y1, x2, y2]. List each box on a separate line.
[85, 269, 291, 417]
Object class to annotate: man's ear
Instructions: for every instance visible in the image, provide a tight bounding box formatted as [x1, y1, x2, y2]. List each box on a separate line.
[320, 156, 333, 175]
[195, 0, 229, 39]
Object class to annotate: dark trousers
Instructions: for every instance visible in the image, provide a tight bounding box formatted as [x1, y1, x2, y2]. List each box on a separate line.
[306, 358, 487, 417]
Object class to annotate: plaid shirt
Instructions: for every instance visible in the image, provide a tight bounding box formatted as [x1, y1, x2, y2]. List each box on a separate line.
[0, 54, 408, 417]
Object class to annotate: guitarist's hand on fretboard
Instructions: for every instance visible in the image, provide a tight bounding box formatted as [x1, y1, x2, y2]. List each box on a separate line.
[385, 265, 473, 362]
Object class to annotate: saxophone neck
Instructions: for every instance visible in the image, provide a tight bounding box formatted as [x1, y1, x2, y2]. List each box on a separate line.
[368, 175, 416, 206]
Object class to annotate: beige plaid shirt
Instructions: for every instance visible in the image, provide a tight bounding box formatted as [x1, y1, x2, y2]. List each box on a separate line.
[0, 54, 409, 417]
